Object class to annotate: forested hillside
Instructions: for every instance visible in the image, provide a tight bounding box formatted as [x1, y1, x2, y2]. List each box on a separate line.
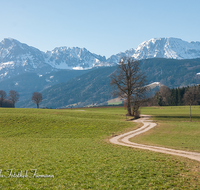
[17, 66, 117, 108]
[140, 58, 200, 88]
[17, 58, 200, 108]
[0, 69, 89, 101]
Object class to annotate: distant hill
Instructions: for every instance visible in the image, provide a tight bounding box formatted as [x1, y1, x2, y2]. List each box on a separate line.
[0, 69, 89, 101]
[140, 58, 200, 87]
[17, 58, 200, 108]
[17, 66, 116, 108]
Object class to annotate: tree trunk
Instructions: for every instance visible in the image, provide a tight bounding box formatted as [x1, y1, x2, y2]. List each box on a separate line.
[37, 103, 39, 109]
[190, 104, 192, 122]
[127, 95, 132, 116]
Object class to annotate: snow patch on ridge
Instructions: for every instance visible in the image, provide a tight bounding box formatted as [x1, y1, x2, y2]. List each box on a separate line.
[0, 61, 15, 70]
[73, 66, 84, 70]
[147, 82, 162, 89]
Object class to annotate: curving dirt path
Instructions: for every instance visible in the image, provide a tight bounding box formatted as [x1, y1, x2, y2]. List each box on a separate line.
[110, 115, 200, 162]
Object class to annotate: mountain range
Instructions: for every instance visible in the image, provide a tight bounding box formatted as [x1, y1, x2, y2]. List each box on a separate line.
[1, 37, 200, 81]
[1, 37, 200, 108]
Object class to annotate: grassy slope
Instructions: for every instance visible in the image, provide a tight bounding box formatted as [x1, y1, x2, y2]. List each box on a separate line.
[134, 106, 200, 152]
[0, 107, 200, 189]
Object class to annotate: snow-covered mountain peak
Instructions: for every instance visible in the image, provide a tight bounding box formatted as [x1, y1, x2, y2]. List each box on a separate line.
[131, 37, 200, 60]
[0, 38, 29, 51]
[1, 37, 200, 81]
[45, 45, 107, 70]
[106, 37, 200, 64]
[0, 38, 54, 81]
[1, 38, 19, 44]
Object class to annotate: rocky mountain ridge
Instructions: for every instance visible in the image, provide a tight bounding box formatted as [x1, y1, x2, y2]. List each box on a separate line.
[131, 38, 200, 60]
[1, 37, 200, 81]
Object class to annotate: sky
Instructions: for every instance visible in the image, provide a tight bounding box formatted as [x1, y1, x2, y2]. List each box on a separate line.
[0, 0, 200, 58]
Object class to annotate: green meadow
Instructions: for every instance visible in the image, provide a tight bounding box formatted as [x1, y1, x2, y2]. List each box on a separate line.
[0, 107, 200, 189]
[134, 106, 200, 152]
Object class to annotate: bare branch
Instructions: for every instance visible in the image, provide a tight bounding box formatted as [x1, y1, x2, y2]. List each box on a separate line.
[9, 90, 19, 108]
[32, 92, 43, 108]
[110, 56, 147, 117]
[0, 90, 7, 107]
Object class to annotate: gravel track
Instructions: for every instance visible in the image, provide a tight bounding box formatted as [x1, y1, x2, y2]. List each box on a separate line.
[110, 115, 200, 162]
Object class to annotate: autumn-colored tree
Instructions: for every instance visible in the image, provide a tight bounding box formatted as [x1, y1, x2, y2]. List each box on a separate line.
[0, 90, 7, 107]
[32, 92, 42, 108]
[9, 90, 19, 108]
[110, 56, 147, 117]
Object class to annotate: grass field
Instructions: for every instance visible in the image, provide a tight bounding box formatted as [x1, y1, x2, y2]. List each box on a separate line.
[107, 101, 122, 105]
[134, 106, 200, 152]
[0, 107, 200, 189]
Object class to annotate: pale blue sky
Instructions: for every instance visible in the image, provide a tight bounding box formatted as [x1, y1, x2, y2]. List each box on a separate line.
[0, 0, 199, 58]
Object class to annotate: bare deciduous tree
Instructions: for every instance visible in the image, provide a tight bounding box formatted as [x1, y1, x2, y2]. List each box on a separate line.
[156, 85, 171, 106]
[32, 92, 42, 108]
[9, 90, 19, 108]
[160, 85, 171, 105]
[110, 56, 147, 117]
[0, 90, 7, 107]
[183, 86, 200, 121]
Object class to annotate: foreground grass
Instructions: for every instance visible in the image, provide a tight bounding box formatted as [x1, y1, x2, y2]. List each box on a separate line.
[133, 106, 200, 152]
[0, 107, 200, 189]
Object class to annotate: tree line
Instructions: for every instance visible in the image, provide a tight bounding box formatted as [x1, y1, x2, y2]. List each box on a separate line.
[148, 85, 200, 106]
[147, 85, 200, 122]
[0, 90, 19, 108]
[0, 90, 42, 108]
